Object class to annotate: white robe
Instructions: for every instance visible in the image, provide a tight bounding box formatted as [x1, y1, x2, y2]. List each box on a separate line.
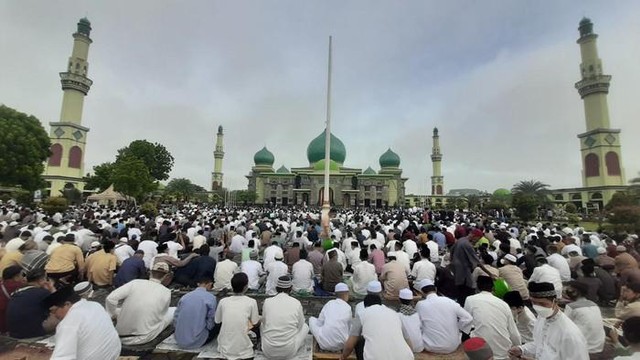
[519, 310, 589, 360]
[309, 298, 352, 351]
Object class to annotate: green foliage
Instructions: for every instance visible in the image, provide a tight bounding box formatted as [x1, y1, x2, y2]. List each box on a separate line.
[483, 199, 508, 211]
[512, 193, 539, 222]
[60, 187, 82, 205]
[234, 190, 257, 205]
[605, 192, 638, 211]
[84, 162, 115, 191]
[512, 180, 550, 202]
[565, 202, 578, 214]
[111, 156, 156, 201]
[164, 178, 206, 202]
[41, 197, 68, 215]
[0, 105, 51, 190]
[608, 205, 640, 233]
[116, 140, 174, 181]
[13, 190, 34, 207]
[140, 201, 159, 217]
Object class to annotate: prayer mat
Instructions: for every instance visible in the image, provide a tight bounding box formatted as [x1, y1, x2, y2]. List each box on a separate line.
[155, 334, 210, 353]
[197, 334, 313, 360]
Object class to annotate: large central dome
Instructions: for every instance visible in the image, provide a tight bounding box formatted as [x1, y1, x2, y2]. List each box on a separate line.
[306, 129, 346, 165]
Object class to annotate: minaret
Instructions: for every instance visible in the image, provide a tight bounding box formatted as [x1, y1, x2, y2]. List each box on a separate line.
[211, 125, 224, 190]
[575, 18, 625, 187]
[43, 18, 94, 196]
[430, 127, 444, 195]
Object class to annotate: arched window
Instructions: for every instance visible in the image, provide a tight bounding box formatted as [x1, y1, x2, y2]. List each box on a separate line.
[48, 144, 63, 166]
[68, 146, 82, 169]
[605, 152, 621, 176]
[584, 153, 599, 177]
[436, 185, 443, 195]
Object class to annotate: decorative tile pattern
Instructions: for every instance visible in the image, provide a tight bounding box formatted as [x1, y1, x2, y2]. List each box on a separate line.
[54, 127, 64, 138]
[605, 134, 616, 145]
[584, 136, 596, 148]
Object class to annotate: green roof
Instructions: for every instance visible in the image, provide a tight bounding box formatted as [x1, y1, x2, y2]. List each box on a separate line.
[379, 148, 400, 168]
[253, 146, 274, 166]
[363, 166, 376, 175]
[307, 129, 346, 165]
[313, 159, 341, 172]
[276, 165, 290, 174]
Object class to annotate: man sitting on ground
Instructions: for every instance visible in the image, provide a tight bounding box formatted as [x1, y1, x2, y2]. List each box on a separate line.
[397, 288, 424, 353]
[310, 282, 352, 351]
[114, 250, 147, 288]
[44, 286, 120, 360]
[6, 269, 55, 339]
[106, 262, 175, 345]
[215, 273, 261, 360]
[173, 277, 217, 349]
[261, 275, 309, 359]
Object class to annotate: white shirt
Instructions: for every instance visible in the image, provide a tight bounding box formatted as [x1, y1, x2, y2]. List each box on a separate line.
[261, 293, 307, 358]
[398, 310, 424, 353]
[528, 264, 563, 298]
[127, 227, 142, 241]
[105, 279, 171, 345]
[324, 248, 347, 270]
[114, 243, 134, 265]
[213, 259, 238, 291]
[547, 253, 571, 282]
[240, 260, 264, 290]
[355, 304, 414, 360]
[520, 311, 589, 360]
[166, 240, 183, 259]
[265, 261, 289, 296]
[464, 291, 521, 360]
[411, 259, 436, 282]
[229, 234, 245, 253]
[309, 298, 352, 351]
[561, 244, 583, 256]
[192, 234, 207, 250]
[138, 240, 158, 269]
[417, 293, 474, 354]
[352, 261, 378, 296]
[4, 238, 24, 252]
[51, 299, 121, 360]
[425, 240, 440, 262]
[394, 251, 411, 275]
[292, 259, 315, 292]
[513, 307, 536, 343]
[565, 299, 605, 354]
[215, 295, 261, 360]
[263, 245, 283, 269]
[402, 239, 418, 260]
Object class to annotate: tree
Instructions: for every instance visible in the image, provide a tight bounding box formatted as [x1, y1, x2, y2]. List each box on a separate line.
[84, 162, 116, 191]
[511, 180, 550, 202]
[234, 190, 257, 205]
[0, 105, 51, 190]
[605, 192, 638, 211]
[608, 206, 640, 233]
[116, 140, 174, 181]
[512, 193, 539, 222]
[111, 156, 156, 201]
[164, 178, 206, 202]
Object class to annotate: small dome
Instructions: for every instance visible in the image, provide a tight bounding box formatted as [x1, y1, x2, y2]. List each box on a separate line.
[313, 159, 341, 172]
[379, 148, 400, 168]
[363, 166, 376, 175]
[578, 17, 593, 37]
[253, 146, 274, 166]
[493, 188, 511, 197]
[79, 17, 91, 25]
[276, 165, 290, 174]
[307, 129, 347, 165]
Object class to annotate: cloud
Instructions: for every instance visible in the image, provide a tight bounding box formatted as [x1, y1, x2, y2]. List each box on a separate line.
[0, 0, 638, 194]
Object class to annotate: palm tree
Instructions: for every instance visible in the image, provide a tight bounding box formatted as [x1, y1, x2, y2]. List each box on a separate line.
[511, 180, 550, 198]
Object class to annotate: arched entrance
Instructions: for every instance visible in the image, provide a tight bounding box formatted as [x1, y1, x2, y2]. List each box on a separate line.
[318, 187, 334, 206]
[343, 194, 351, 208]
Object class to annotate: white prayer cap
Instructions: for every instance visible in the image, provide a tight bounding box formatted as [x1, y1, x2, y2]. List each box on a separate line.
[387, 252, 397, 259]
[43, 225, 52, 231]
[119, 237, 128, 243]
[503, 254, 517, 263]
[399, 288, 413, 300]
[90, 241, 101, 248]
[9, 221, 18, 226]
[366, 281, 382, 294]
[414, 279, 434, 291]
[597, 247, 606, 255]
[334, 283, 349, 293]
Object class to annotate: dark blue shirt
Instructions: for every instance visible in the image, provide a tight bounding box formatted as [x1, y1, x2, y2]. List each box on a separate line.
[114, 257, 146, 288]
[174, 256, 216, 287]
[7, 286, 50, 339]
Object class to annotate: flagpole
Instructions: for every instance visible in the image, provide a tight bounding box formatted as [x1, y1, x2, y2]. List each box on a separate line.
[321, 36, 332, 239]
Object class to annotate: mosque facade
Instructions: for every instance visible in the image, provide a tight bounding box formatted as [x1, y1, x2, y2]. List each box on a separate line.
[245, 130, 407, 207]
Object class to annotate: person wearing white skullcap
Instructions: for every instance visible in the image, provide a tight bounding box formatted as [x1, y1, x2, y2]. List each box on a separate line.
[354, 281, 383, 316]
[397, 288, 423, 353]
[309, 282, 352, 351]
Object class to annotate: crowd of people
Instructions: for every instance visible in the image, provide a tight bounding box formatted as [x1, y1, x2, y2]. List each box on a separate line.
[0, 202, 639, 359]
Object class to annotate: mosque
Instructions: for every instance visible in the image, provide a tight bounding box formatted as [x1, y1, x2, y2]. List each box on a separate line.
[39, 17, 631, 211]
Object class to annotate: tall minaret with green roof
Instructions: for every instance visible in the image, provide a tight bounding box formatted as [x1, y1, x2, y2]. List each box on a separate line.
[430, 127, 444, 195]
[211, 125, 224, 190]
[575, 18, 625, 188]
[43, 18, 94, 196]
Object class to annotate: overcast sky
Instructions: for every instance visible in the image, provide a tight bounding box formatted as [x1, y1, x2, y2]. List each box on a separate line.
[1, 1, 639, 194]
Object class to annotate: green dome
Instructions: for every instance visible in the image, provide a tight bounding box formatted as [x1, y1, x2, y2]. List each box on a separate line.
[493, 188, 511, 197]
[313, 159, 341, 172]
[79, 17, 91, 25]
[276, 165, 290, 174]
[379, 148, 400, 168]
[307, 129, 346, 165]
[253, 146, 274, 166]
[363, 166, 376, 175]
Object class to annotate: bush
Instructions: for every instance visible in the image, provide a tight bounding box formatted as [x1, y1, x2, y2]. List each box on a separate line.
[565, 203, 578, 214]
[140, 202, 158, 217]
[41, 197, 68, 215]
[608, 205, 640, 233]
